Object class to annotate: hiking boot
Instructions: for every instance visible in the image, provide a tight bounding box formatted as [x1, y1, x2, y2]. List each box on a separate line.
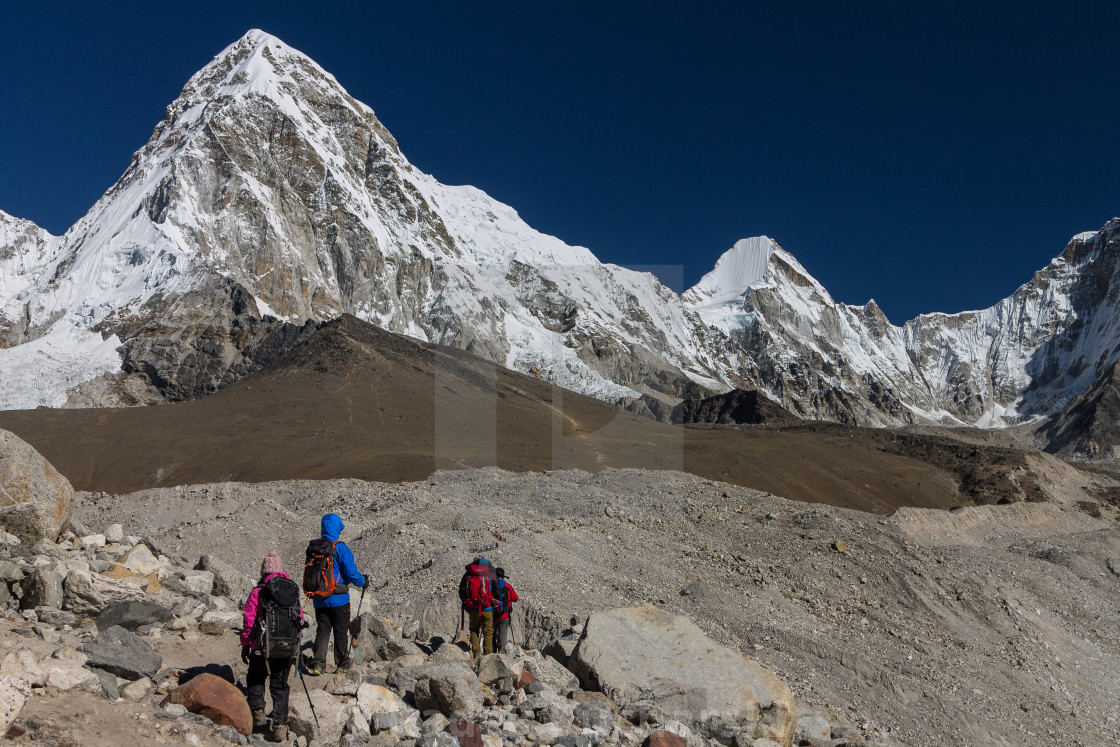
[305, 663, 324, 676]
[251, 709, 268, 731]
[270, 723, 288, 742]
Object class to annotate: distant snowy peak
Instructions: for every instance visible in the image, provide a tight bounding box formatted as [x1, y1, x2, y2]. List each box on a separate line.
[684, 236, 777, 306]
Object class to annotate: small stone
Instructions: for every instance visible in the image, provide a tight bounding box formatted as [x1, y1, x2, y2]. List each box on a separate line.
[833, 540, 848, 553]
[122, 676, 155, 702]
[80, 534, 107, 549]
[104, 524, 124, 543]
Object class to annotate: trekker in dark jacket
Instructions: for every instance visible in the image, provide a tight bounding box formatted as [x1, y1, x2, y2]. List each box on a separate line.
[308, 514, 365, 675]
[493, 567, 519, 651]
[241, 552, 305, 742]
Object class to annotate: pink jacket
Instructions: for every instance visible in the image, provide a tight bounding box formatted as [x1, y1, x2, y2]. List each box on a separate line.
[240, 572, 305, 648]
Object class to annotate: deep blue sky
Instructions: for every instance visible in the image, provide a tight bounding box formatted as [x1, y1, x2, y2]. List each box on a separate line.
[2, 2, 1118, 322]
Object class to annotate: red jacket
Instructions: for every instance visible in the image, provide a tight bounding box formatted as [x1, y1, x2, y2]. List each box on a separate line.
[240, 572, 305, 649]
[496, 580, 518, 620]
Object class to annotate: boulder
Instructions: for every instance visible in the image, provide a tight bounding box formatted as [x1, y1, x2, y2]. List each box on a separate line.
[569, 606, 797, 746]
[20, 569, 63, 610]
[476, 653, 521, 685]
[0, 675, 31, 737]
[446, 718, 484, 747]
[543, 636, 580, 665]
[414, 662, 485, 717]
[0, 560, 23, 582]
[78, 624, 162, 680]
[116, 544, 164, 576]
[796, 715, 831, 743]
[79, 534, 107, 548]
[0, 430, 74, 544]
[344, 705, 372, 740]
[121, 676, 155, 702]
[34, 607, 77, 627]
[360, 613, 422, 661]
[523, 654, 579, 694]
[62, 569, 146, 616]
[162, 673, 252, 735]
[574, 701, 614, 735]
[194, 554, 252, 599]
[643, 731, 687, 747]
[198, 610, 241, 635]
[163, 570, 214, 597]
[104, 524, 124, 543]
[96, 600, 174, 631]
[0, 649, 47, 687]
[418, 733, 460, 747]
[289, 688, 348, 745]
[45, 663, 102, 693]
[357, 682, 411, 720]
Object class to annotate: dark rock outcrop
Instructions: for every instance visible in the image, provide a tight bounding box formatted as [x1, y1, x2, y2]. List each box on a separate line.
[671, 389, 798, 426]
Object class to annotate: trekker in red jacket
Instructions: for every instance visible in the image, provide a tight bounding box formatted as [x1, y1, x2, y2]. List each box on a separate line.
[493, 567, 519, 651]
[241, 552, 305, 742]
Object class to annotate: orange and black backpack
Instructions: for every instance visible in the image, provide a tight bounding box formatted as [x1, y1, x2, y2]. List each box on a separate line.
[303, 538, 340, 600]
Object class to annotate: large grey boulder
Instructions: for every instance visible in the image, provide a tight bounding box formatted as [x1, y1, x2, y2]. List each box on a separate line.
[0, 430, 73, 544]
[413, 661, 485, 717]
[78, 624, 162, 680]
[569, 605, 797, 746]
[194, 554, 252, 599]
[356, 613, 423, 661]
[95, 600, 174, 631]
[62, 569, 146, 616]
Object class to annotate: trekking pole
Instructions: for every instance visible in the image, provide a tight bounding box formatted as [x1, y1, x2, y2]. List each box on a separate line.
[295, 660, 320, 730]
[295, 623, 320, 730]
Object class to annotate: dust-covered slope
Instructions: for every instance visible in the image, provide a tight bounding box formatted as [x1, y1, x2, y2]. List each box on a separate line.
[0, 315, 1103, 513]
[74, 468, 1120, 747]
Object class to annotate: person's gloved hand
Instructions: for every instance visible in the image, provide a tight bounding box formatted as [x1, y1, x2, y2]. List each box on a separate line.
[241, 645, 251, 664]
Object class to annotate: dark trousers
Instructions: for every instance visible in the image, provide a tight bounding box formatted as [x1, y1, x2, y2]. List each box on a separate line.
[495, 617, 510, 650]
[313, 602, 351, 667]
[246, 654, 292, 725]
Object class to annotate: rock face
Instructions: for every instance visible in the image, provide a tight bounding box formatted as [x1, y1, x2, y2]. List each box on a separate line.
[569, 605, 797, 746]
[162, 673, 252, 736]
[1039, 361, 1120, 461]
[0, 429, 73, 544]
[78, 624, 163, 680]
[671, 389, 798, 425]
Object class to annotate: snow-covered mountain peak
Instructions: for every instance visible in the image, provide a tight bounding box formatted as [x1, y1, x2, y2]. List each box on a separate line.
[683, 236, 777, 307]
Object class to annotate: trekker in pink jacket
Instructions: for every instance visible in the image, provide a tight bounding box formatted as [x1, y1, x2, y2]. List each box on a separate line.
[241, 552, 305, 742]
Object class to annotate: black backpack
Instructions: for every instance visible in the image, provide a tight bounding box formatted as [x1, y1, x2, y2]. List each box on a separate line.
[303, 538, 342, 600]
[255, 576, 302, 660]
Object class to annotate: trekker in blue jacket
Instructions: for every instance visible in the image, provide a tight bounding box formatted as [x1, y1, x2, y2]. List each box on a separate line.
[308, 513, 365, 675]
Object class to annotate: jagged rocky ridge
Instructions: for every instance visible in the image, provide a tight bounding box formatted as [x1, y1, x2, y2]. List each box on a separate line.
[2, 30, 1120, 436]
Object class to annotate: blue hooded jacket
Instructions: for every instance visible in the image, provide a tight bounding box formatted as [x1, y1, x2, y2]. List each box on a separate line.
[315, 514, 366, 609]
